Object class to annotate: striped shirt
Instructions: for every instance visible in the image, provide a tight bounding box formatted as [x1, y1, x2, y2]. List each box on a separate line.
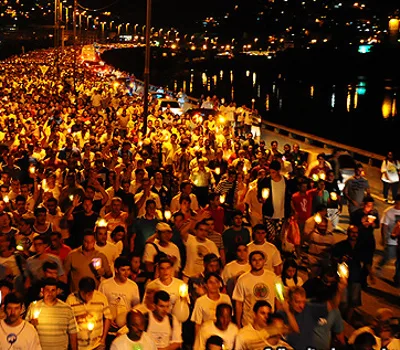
[66, 290, 112, 350]
[308, 231, 335, 265]
[26, 299, 77, 350]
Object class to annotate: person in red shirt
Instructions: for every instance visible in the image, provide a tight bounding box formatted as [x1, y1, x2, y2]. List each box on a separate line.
[291, 180, 313, 237]
[45, 231, 72, 264]
[205, 192, 225, 234]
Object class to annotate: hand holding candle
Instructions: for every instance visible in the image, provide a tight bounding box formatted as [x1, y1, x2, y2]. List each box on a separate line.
[261, 188, 270, 200]
[275, 281, 285, 302]
[164, 210, 172, 221]
[314, 213, 322, 224]
[337, 262, 349, 279]
[219, 193, 226, 204]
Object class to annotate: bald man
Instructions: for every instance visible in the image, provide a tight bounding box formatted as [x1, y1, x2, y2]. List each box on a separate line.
[111, 310, 157, 350]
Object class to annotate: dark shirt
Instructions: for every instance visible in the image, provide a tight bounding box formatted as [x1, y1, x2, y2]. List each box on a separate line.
[222, 226, 251, 263]
[69, 211, 99, 248]
[132, 216, 159, 254]
[151, 185, 171, 209]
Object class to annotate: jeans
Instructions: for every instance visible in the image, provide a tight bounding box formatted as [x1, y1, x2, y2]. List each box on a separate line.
[382, 180, 399, 201]
[378, 244, 397, 269]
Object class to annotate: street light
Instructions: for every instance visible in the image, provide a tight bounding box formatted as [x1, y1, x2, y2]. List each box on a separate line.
[86, 15, 92, 30]
[126, 23, 130, 33]
[134, 23, 138, 35]
[109, 20, 114, 30]
[142, 0, 152, 136]
[117, 24, 122, 36]
[142, 24, 146, 35]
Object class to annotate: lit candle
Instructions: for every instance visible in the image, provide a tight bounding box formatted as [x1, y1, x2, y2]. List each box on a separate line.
[275, 282, 285, 302]
[319, 173, 326, 180]
[219, 116, 225, 124]
[215, 167, 221, 175]
[96, 218, 107, 227]
[198, 116, 203, 124]
[29, 166, 35, 174]
[164, 210, 172, 220]
[32, 302, 41, 319]
[138, 140, 143, 147]
[69, 194, 74, 201]
[261, 188, 270, 200]
[87, 321, 95, 331]
[179, 283, 189, 298]
[337, 262, 349, 279]
[367, 215, 376, 223]
[3, 195, 9, 203]
[243, 166, 247, 174]
[220, 194, 226, 204]
[67, 128, 71, 133]
[314, 213, 322, 224]
[312, 174, 319, 182]
[330, 192, 338, 201]
[16, 243, 24, 252]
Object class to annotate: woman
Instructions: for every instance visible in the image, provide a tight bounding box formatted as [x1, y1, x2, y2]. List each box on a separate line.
[235, 172, 248, 210]
[381, 151, 400, 204]
[278, 258, 303, 290]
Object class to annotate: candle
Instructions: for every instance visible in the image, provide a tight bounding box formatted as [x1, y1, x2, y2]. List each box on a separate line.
[179, 283, 189, 298]
[215, 167, 221, 175]
[87, 321, 95, 331]
[29, 166, 35, 174]
[275, 282, 285, 302]
[69, 194, 74, 201]
[337, 262, 349, 279]
[319, 173, 326, 180]
[3, 195, 9, 203]
[367, 215, 376, 223]
[314, 213, 322, 224]
[243, 166, 247, 174]
[16, 243, 24, 251]
[219, 194, 226, 204]
[164, 210, 172, 220]
[219, 116, 225, 124]
[261, 188, 270, 200]
[330, 192, 338, 201]
[32, 302, 41, 319]
[138, 141, 143, 147]
[96, 218, 108, 227]
[312, 174, 319, 182]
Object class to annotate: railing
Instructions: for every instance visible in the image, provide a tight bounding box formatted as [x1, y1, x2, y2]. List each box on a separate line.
[262, 120, 385, 168]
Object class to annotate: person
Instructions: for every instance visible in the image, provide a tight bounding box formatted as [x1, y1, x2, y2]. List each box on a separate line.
[381, 151, 400, 204]
[222, 210, 251, 263]
[95, 225, 119, 275]
[66, 277, 112, 350]
[344, 164, 370, 215]
[221, 243, 251, 298]
[233, 250, 277, 327]
[170, 181, 199, 213]
[26, 277, 78, 350]
[144, 257, 184, 312]
[64, 229, 112, 292]
[205, 335, 224, 350]
[99, 257, 140, 330]
[143, 290, 182, 350]
[324, 169, 342, 230]
[246, 223, 282, 275]
[377, 194, 400, 285]
[291, 179, 313, 237]
[181, 220, 220, 280]
[191, 272, 231, 336]
[234, 300, 272, 349]
[0, 292, 42, 349]
[257, 160, 292, 248]
[110, 310, 157, 350]
[194, 303, 238, 350]
[45, 231, 72, 264]
[203, 217, 226, 266]
[278, 257, 303, 290]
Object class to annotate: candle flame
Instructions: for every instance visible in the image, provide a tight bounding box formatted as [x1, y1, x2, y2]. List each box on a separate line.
[97, 218, 108, 227]
[179, 283, 188, 298]
[215, 167, 221, 175]
[3, 195, 9, 203]
[220, 194, 226, 204]
[275, 282, 285, 301]
[164, 210, 172, 220]
[330, 192, 337, 201]
[87, 321, 95, 331]
[314, 213, 322, 224]
[312, 174, 319, 182]
[337, 262, 349, 279]
[261, 188, 270, 200]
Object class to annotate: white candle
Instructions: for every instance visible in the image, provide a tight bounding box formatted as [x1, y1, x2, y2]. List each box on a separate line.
[164, 210, 172, 220]
[179, 283, 189, 298]
[261, 188, 270, 200]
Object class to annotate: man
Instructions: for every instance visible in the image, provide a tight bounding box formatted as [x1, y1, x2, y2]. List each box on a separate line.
[143, 222, 181, 275]
[131, 199, 160, 253]
[105, 197, 129, 234]
[46, 231, 72, 264]
[134, 177, 162, 217]
[350, 196, 379, 288]
[344, 164, 370, 215]
[257, 160, 292, 248]
[98, 257, 140, 329]
[66, 277, 112, 350]
[64, 230, 112, 292]
[291, 179, 313, 236]
[222, 244, 251, 298]
[144, 290, 182, 350]
[203, 217, 226, 266]
[378, 194, 400, 285]
[65, 196, 99, 249]
[95, 225, 119, 274]
[247, 224, 283, 275]
[190, 159, 215, 207]
[151, 171, 171, 210]
[25, 235, 66, 290]
[233, 251, 277, 327]
[170, 180, 199, 213]
[234, 300, 272, 349]
[26, 278, 78, 350]
[222, 210, 251, 263]
[205, 192, 225, 235]
[244, 169, 266, 227]
[0, 293, 41, 349]
[181, 220, 220, 280]
[110, 310, 157, 350]
[195, 303, 238, 350]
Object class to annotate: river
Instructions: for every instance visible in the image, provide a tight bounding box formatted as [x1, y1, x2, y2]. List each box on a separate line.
[103, 46, 400, 156]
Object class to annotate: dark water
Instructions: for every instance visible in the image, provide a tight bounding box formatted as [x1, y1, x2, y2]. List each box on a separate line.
[103, 47, 400, 156]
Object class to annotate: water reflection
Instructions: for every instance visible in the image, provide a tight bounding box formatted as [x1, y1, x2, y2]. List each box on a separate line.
[382, 92, 398, 118]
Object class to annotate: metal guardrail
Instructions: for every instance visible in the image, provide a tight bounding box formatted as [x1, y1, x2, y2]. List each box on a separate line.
[261, 120, 385, 168]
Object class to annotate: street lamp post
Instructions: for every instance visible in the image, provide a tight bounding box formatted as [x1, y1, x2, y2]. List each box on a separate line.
[126, 23, 130, 34]
[142, 0, 152, 137]
[134, 24, 138, 36]
[86, 15, 92, 30]
[110, 21, 114, 30]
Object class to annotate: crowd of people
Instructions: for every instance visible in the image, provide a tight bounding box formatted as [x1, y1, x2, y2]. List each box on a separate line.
[0, 46, 398, 350]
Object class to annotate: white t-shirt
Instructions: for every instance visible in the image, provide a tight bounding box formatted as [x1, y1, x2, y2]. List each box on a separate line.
[0, 255, 20, 277]
[381, 206, 400, 246]
[195, 320, 238, 350]
[142, 240, 181, 271]
[243, 186, 263, 226]
[221, 261, 251, 297]
[271, 177, 286, 219]
[191, 294, 232, 325]
[98, 278, 140, 320]
[95, 242, 119, 274]
[0, 320, 42, 350]
[381, 160, 400, 183]
[232, 270, 278, 326]
[144, 278, 183, 311]
[247, 241, 282, 272]
[110, 332, 157, 350]
[146, 312, 182, 348]
[183, 235, 220, 278]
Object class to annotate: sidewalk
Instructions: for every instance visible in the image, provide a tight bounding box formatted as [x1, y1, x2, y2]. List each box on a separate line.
[261, 128, 400, 336]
